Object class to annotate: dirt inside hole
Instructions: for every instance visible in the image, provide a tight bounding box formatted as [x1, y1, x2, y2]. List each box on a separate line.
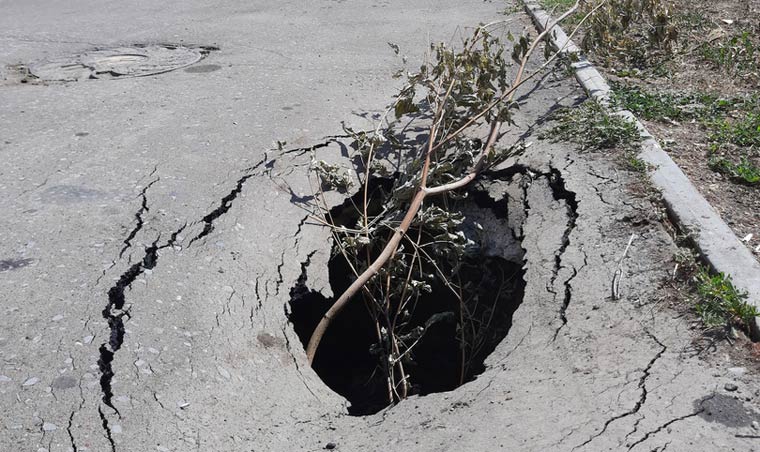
[288, 182, 526, 415]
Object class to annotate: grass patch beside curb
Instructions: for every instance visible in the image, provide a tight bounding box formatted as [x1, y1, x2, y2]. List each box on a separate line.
[543, 99, 641, 152]
[694, 267, 758, 332]
[542, 99, 646, 172]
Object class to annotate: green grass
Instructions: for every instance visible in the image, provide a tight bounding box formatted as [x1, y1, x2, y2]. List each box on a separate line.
[538, 0, 586, 28]
[694, 267, 758, 330]
[540, 0, 576, 12]
[675, 10, 713, 32]
[709, 112, 760, 150]
[545, 99, 642, 152]
[734, 158, 760, 184]
[626, 155, 648, 173]
[709, 157, 760, 185]
[700, 32, 759, 75]
[543, 99, 646, 173]
[610, 83, 747, 122]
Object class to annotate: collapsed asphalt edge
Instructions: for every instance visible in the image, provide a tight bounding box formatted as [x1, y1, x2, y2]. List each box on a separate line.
[522, 1, 760, 337]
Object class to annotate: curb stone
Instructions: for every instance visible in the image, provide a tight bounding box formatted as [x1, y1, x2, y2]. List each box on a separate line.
[522, 1, 760, 338]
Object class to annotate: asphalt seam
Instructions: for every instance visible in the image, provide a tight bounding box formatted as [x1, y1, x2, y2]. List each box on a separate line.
[522, 1, 760, 338]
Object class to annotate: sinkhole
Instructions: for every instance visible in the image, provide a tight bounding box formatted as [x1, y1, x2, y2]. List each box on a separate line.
[288, 178, 527, 415]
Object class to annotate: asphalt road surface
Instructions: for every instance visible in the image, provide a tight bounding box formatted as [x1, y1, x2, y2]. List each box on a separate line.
[2, 1, 759, 451]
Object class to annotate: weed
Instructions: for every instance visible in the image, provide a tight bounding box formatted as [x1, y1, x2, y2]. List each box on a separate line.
[614, 68, 644, 78]
[312, 160, 354, 191]
[674, 10, 712, 32]
[540, 0, 576, 13]
[626, 155, 648, 173]
[708, 156, 735, 176]
[674, 245, 698, 268]
[734, 158, 760, 184]
[610, 83, 736, 122]
[544, 99, 641, 152]
[694, 267, 758, 331]
[544, 99, 651, 174]
[709, 112, 760, 151]
[700, 32, 759, 77]
[709, 157, 760, 185]
[580, 0, 678, 68]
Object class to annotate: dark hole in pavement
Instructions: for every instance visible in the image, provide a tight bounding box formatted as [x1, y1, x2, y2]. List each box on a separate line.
[289, 179, 525, 415]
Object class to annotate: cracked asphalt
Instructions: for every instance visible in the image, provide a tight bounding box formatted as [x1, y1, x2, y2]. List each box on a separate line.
[1, 1, 759, 451]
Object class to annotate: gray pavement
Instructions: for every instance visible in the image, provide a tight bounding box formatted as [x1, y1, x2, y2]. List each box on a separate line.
[1, 1, 759, 451]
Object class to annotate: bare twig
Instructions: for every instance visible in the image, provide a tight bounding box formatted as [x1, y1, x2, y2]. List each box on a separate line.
[612, 233, 635, 300]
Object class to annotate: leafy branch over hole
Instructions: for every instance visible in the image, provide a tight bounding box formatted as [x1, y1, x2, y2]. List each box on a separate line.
[301, 1, 595, 408]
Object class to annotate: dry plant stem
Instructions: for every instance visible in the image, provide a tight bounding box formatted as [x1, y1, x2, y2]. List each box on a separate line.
[310, 172, 387, 359]
[393, 227, 423, 331]
[612, 233, 635, 300]
[457, 275, 466, 385]
[390, 227, 423, 399]
[305, 4, 584, 364]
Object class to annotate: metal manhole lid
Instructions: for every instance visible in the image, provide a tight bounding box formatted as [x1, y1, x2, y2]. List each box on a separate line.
[27, 44, 213, 81]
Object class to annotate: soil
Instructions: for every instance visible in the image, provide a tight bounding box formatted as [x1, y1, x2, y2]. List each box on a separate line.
[645, 119, 760, 255]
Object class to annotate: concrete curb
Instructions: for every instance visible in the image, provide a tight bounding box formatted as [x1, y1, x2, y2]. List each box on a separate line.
[522, 1, 760, 337]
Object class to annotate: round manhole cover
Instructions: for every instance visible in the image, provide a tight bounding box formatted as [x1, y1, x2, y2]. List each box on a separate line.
[27, 44, 215, 81]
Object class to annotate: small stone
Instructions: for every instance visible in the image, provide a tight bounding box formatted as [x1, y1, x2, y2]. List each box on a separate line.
[83, 335, 94, 344]
[324, 443, 337, 450]
[728, 367, 746, 376]
[42, 422, 57, 432]
[23, 377, 39, 386]
[725, 383, 739, 392]
[752, 420, 759, 430]
[0, 375, 12, 383]
[217, 366, 231, 380]
[51, 315, 64, 322]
